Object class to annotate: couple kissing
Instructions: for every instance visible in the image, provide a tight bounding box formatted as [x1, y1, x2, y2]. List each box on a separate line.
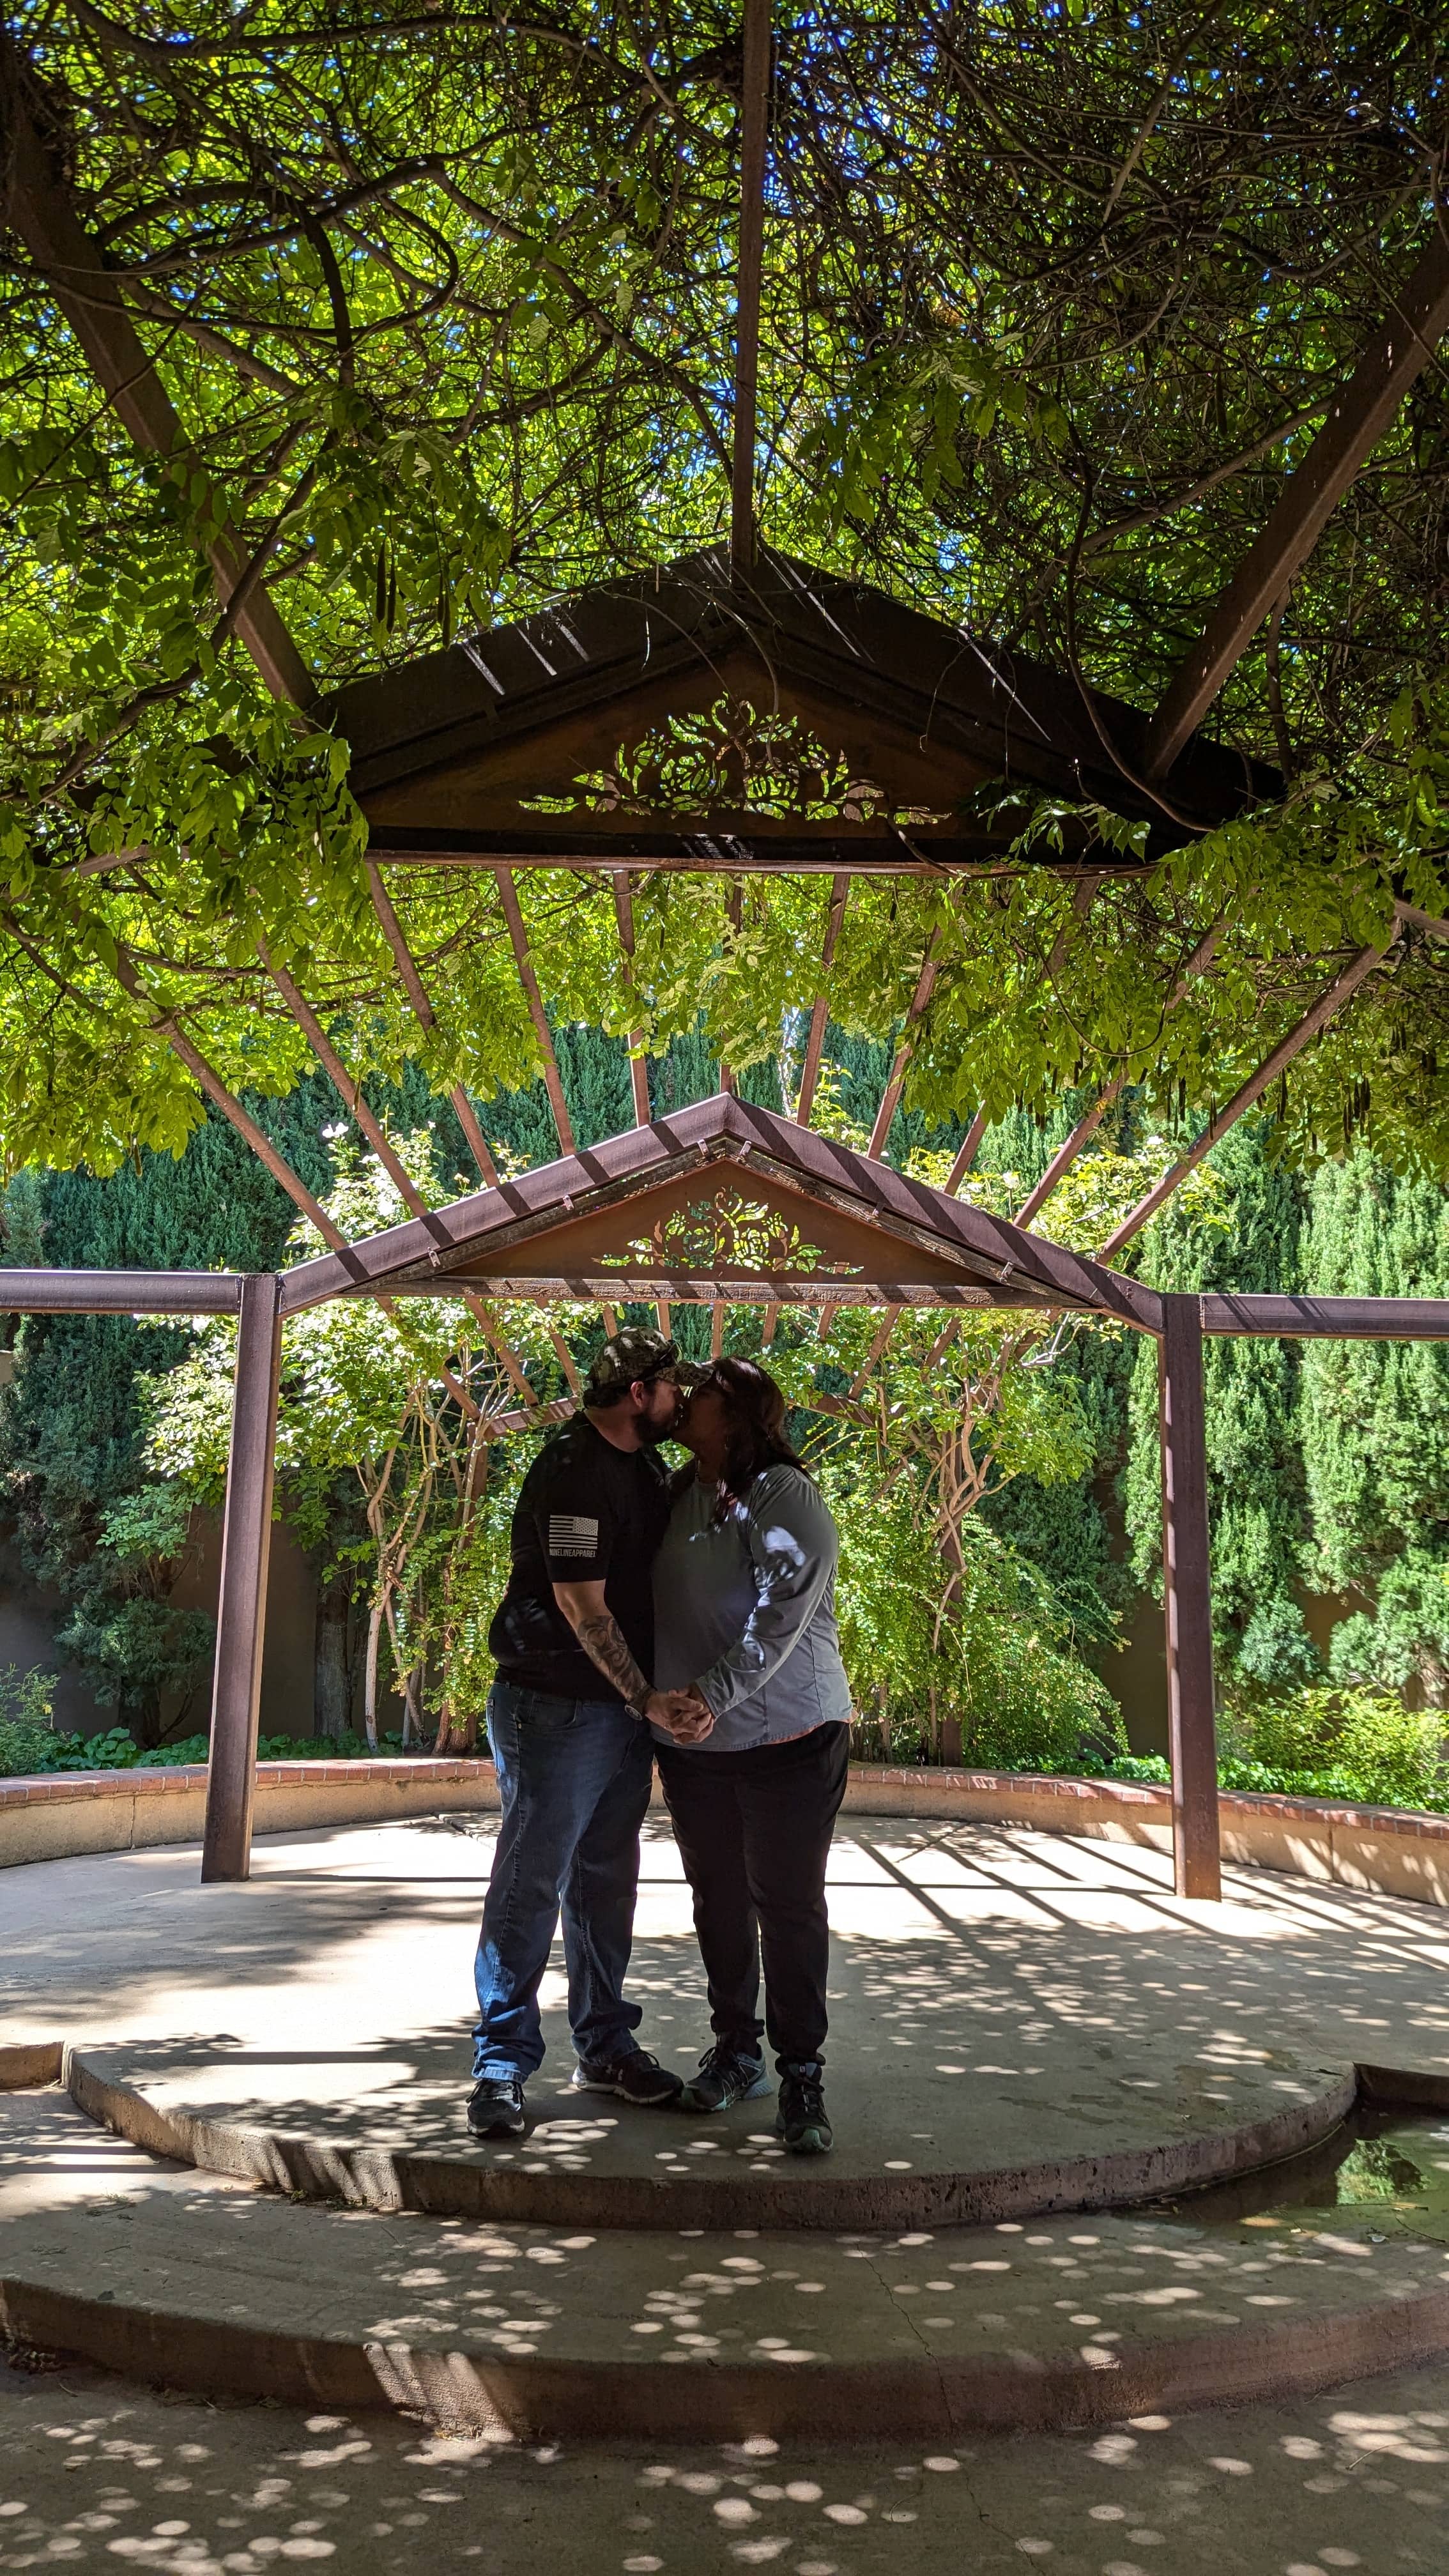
[469, 1326, 851, 2156]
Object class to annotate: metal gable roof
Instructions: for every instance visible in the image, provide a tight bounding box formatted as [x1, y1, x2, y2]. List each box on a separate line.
[323, 548, 1276, 852]
[277, 1090, 1163, 1331]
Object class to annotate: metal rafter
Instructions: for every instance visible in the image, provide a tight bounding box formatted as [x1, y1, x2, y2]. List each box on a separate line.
[794, 872, 850, 1125]
[866, 920, 1225, 1384]
[0, 34, 312, 708]
[717, 883, 745, 1099]
[766, 873, 850, 1345]
[494, 865, 576, 1154]
[0, 40, 538, 1422]
[1099, 934, 1399, 1258]
[945, 1111, 990, 1191]
[263, 944, 431, 1216]
[818, 930, 939, 1340]
[111, 949, 348, 1250]
[611, 870, 652, 1128]
[611, 869, 671, 1337]
[1013, 921, 1223, 1229]
[362, 859, 501, 1187]
[867, 934, 941, 1158]
[1142, 232, 1449, 778]
[1011, 1081, 1124, 1227]
[259, 946, 542, 1411]
[1, 47, 529, 1423]
[730, 0, 771, 571]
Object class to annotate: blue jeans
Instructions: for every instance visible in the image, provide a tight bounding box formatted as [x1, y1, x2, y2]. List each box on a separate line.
[472, 1679, 653, 2082]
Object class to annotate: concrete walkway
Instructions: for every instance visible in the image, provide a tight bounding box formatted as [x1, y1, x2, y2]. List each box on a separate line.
[2, 2338, 1446, 2572]
[6, 1811, 1449, 2450]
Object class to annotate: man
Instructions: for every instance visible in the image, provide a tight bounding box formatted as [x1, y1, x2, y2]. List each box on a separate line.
[468, 1327, 709, 2138]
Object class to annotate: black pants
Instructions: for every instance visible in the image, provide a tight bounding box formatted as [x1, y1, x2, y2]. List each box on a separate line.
[656, 1722, 850, 2070]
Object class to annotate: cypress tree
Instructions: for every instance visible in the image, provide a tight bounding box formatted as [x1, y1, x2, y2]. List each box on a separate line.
[0, 1080, 341, 1744]
[1124, 1119, 1314, 1689]
[1300, 1149, 1449, 1699]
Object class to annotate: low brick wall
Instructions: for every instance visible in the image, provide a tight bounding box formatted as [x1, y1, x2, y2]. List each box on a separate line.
[845, 1763, 1449, 1906]
[3, 1755, 1447, 1906]
[0, 1757, 495, 1868]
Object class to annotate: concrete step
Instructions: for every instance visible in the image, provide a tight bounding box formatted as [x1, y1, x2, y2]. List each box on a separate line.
[66, 2034, 1360, 2231]
[4, 2083, 1449, 2442]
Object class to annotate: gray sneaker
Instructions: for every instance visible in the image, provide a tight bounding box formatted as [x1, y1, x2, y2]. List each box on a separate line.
[468, 2074, 526, 2137]
[775, 2062, 832, 2154]
[680, 2043, 772, 2113]
[571, 2048, 683, 2106]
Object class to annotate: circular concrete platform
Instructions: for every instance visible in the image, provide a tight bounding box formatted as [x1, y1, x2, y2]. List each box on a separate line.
[6, 2083, 1449, 2443]
[8, 1811, 1449, 2438]
[1, 1809, 1412, 2228]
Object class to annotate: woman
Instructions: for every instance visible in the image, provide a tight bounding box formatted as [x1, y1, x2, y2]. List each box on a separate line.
[651, 1355, 852, 2155]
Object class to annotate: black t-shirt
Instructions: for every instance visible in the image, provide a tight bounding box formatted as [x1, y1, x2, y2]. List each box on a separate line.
[488, 1416, 672, 1702]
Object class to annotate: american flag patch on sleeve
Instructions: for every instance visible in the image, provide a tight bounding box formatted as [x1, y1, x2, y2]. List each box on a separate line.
[548, 1514, 601, 1556]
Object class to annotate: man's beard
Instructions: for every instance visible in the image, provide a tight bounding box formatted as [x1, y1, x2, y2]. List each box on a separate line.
[638, 1393, 684, 1445]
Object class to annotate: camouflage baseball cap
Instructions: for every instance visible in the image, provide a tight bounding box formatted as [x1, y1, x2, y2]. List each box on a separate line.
[584, 1326, 703, 1398]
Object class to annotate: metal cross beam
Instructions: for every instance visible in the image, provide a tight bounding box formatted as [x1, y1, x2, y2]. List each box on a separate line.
[1099, 935, 1397, 1259]
[1142, 234, 1449, 778]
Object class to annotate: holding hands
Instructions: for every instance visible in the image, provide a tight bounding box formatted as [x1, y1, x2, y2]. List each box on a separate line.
[644, 1686, 716, 1744]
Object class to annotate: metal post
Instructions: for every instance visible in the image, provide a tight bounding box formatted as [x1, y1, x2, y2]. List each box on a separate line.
[1158, 1294, 1221, 1899]
[201, 1272, 284, 1883]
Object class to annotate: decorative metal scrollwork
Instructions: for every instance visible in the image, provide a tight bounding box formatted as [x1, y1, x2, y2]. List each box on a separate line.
[523, 694, 945, 825]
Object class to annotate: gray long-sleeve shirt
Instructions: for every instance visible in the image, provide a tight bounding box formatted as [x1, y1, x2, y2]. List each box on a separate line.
[650, 1464, 853, 1753]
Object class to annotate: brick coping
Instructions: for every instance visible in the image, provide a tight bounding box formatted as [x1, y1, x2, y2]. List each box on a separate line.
[1, 1754, 1446, 1841]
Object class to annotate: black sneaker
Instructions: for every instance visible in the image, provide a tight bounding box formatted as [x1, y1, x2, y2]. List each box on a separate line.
[467, 2074, 526, 2137]
[680, 2042, 772, 2114]
[775, 2063, 832, 2155]
[571, 2048, 683, 2107]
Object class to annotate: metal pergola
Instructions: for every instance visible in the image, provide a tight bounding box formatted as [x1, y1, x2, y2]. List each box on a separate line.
[3, 1096, 1447, 1905]
[4, 20, 1449, 1908]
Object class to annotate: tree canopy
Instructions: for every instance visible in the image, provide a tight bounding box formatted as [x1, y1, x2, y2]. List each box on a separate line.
[1, 3, 1447, 1195]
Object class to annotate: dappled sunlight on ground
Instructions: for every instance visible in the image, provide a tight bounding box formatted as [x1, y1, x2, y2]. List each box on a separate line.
[8, 2078, 1443, 2383]
[1, 2347, 1446, 2571]
[4, 1815, 1447, 2196]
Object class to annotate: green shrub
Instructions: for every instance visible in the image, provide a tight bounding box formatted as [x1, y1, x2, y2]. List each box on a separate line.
[1335, 1691, 1446, 1807]
[1223, 1683, 1446, 1811]
[0, 1665, 59, 1777]
[824, 1459, 1126, 1777]
[0, 1721, 55, 1779]
[0, 1720, 431, 1778]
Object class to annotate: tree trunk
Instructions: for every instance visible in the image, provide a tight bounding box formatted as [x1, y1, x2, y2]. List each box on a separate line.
[124, 1685, 163, 1752]
[313, 1564, 353, 1741]
[435, 1699, 480, 1756]
[362, 1596, 383, 1752]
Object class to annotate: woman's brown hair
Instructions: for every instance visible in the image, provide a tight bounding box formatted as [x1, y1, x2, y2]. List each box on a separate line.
[696, 1355, 813, 1510]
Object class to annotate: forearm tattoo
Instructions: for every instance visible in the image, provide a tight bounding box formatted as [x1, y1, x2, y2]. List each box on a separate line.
[574, 1608, 650, 1710]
